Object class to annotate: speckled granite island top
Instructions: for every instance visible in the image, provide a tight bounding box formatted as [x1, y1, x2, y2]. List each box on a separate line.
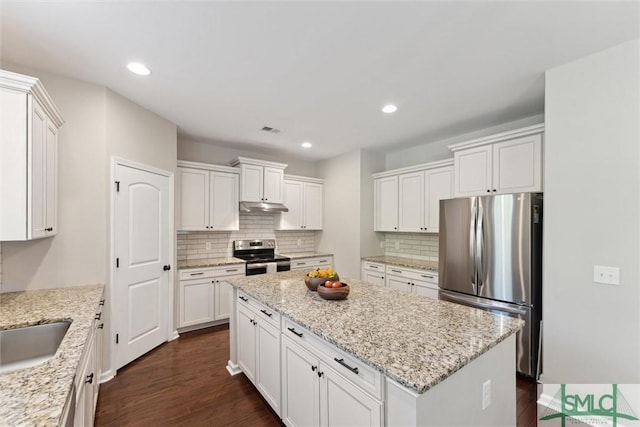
[362, 255, 439, 272]
[0, 285, 104, 427]
[227, 271, 523, 394]
[177, 257, 245, 269]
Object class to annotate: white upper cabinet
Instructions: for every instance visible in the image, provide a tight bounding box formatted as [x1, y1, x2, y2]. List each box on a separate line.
[375, 160, 453, 233]
[231, 157, 287, 203]
[278, 175, 324, 230]
[374, 176, 398, 231]
[0, 70, 64, 241]
[450, 124, 544, 197]
[177, 161, 239, 231]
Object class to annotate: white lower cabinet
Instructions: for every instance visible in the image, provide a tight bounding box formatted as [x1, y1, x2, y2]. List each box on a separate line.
[237, 293, 281, 415]
[178, 265, 244, 330]
[360, 261, 385, 286]
[281, 335, 382, 427]
[385, 266, 439, 299]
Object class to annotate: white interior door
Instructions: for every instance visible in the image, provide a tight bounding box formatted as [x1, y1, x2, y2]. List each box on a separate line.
[114, 163, 171, 370]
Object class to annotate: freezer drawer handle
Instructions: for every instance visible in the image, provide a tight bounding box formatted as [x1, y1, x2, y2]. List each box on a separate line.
[287, 327, 303, 338]
[334, 358, 359, 375]
[260, 309, 273, 318]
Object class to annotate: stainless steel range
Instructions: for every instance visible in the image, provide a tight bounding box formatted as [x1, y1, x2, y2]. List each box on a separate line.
[233, 239, 291, 276]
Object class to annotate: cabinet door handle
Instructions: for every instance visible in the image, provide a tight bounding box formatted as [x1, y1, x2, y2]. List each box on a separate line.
[85, 373, 94, 384]
[45, 227, 53, 232]
[311, 365, 317, 372]
[287, 327, 303, 338]
[317, 371, 324, 378]
[260, 309, 273, 318]
[163, 264, 171, 271]
[239, 296, 248, 302]
[334, 358, 359, 375]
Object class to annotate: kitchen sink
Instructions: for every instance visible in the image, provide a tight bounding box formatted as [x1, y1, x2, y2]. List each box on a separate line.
[0, 320, 71, 375]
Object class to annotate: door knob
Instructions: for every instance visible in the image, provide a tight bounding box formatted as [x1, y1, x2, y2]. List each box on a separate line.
[163, 264, 171, 271]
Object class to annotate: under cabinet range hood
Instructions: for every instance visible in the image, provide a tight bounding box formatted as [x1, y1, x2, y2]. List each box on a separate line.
[239, 201, 288, 213]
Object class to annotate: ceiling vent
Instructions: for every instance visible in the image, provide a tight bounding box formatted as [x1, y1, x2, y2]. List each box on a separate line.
[261, 126, 280, 134]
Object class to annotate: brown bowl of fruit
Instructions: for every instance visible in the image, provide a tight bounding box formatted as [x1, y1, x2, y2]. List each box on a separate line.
[305, 268, 339, 291]
[317, 281, 350, 300]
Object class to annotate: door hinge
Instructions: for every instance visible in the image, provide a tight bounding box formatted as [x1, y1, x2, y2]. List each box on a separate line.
[116, 333, 119, 344]
[115, 180, 120, 192]
[116, 258, 120, 268]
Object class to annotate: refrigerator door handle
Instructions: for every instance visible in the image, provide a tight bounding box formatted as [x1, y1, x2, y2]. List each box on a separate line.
[469, 204, 477, 294]
[440, 291, 528, 316]
[476, 204, 484, 289]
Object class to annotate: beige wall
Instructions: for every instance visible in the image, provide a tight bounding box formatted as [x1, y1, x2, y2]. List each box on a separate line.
[542, 39, 639, 383]
[178, 137, 317, 177]
[1, 64, 108, 292]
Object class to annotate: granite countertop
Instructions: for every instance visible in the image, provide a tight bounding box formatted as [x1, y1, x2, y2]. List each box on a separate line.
[279, 252, 333, 260]
[0, 285, 105, 426]
[177, 257, 245, 269]
[227, 271, 523, 394]
[362, 255, 439, 272]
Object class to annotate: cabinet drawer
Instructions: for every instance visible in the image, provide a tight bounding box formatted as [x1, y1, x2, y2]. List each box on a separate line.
[238, 292, 281, 328]
[363, 261, 384, 272]
[281, 318, 383, 400]
[386, 266, 438, 284]
[291, 256, 333, 271]
[179, 265, 244, 280]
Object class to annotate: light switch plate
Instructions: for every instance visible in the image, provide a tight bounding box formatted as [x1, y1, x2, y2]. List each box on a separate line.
[205, 242, 211, 251]
[482, 379, 491, 410]
[593, 265, 620, 285]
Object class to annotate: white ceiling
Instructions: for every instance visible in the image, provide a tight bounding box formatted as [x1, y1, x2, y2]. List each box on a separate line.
[1, 1, 638, 161]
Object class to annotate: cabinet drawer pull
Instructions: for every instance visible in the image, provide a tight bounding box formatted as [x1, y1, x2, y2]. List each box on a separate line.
[334, 358, 359, 375]
[99, 299, 105, 306]
[189, 272, 204, 276]
[226, 269, 240, 273]
[85, 373, 94, 384]
[390, 269, 402, 273]
[319, 259, 327, 263]
[369, 265, 379, 269]
[421, 275, 434, 279]
[239, 296, 248, 302]
[97, 323, 104, 329]
[260, 309, 273, 318]
[287, 327, 303, 338]
[297, 262, 306, 265]
[94, 313, 102, 320]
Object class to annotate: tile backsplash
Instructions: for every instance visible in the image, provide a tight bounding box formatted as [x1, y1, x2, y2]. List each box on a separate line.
[384, 232, 439, 261]
[177, 212, 318, 263]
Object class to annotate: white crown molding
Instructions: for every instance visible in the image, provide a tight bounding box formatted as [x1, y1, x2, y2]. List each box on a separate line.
[177, 160, 240, 174]
[229, 156, 288, 170]
[0, 69, 65, 127]
[283, 174, 324, 184]
[372, 158, 454, 179]
[448, 123, 545, 152]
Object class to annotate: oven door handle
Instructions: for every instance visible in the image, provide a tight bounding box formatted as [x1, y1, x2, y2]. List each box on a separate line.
[246, 263, 270, 270]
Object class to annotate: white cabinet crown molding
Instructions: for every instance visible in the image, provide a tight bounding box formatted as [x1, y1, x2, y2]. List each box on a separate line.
[0, 69, 65, 127]
[372, 158, 454, 179]
[283, 174, 324, 184]
[177, 160, 239, 174]
[448, 123, 545, 152]
[230, 156, 287, 170]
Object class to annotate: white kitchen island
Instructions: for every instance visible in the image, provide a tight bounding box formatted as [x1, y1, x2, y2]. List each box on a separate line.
[226, 270, 523, 426]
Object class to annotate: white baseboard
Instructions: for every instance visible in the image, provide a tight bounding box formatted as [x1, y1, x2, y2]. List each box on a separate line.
[100, 369, 116, 384]
[226, 361, 242, 376]
[168, 329, 180, 341]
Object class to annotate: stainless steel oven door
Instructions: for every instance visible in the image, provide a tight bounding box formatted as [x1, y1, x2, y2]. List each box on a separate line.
[246, 262, 276, 276]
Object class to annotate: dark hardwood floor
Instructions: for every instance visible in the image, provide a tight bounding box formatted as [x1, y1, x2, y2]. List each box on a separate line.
[96, 325, 538, 426]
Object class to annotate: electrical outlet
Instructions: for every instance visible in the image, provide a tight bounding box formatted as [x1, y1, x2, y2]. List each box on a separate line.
[593, 265, 620, 285]
[297, 239, 301, 247]
[482, 380, 491, 410]
[379, 241, 385, 249]
[395, 242, 400, 250]
[205, 242, 211, 251]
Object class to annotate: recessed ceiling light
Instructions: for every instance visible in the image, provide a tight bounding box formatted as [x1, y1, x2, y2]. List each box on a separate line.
[127, 62, 151, 76]
[382, 104, 398, 114]
[301, 142, 312, 148]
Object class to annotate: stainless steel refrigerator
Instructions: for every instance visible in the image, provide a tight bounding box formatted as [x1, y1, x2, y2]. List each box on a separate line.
[439, 192, 542, 378]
